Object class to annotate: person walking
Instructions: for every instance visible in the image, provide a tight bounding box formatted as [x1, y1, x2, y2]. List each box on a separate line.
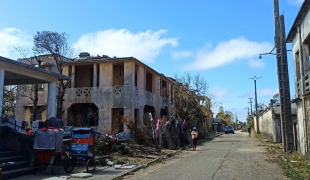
[191, 127, 198, 151]
[247, 126, 251, 137]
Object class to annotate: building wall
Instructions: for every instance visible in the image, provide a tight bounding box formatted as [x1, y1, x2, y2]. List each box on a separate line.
[15, 83, 48, 123]
[258, 109, 276, 142]
[296, 101, 307, 154]
[291, 10, 310, 155]
[258, 107, 281, 143]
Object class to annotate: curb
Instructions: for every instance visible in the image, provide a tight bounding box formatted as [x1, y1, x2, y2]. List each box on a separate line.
[112, 158, 157, 179]
[256, 135, 267, 145]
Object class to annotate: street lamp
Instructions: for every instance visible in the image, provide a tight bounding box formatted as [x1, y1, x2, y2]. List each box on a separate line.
[259, 46, 291, 59]
[249, 76, 261, 133]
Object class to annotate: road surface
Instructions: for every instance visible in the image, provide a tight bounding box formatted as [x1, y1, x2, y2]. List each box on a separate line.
[123, 131, 288, 180]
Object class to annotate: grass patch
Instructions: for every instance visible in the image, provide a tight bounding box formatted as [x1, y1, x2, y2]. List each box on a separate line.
[154, 158, 165, 164]
[278, 152, 310, 179]
[268, 144, 281, 150]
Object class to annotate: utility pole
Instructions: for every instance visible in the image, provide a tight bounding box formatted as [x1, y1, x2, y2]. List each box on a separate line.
[274, 0, 294, 152]
[250, 76, 261, 134]
[248, 97, 253, 115]
[235, 113, 238, 129]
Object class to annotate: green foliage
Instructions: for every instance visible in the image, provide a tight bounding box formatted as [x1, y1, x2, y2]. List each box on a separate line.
[116, 144, 132, 155]
[216, 111, 232, 124]
[95, 140, 113, 156]
[248, 118, 254, 128]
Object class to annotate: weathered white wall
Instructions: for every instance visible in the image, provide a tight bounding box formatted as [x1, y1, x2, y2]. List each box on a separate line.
[289, 9, 310, 156]
[296, 102, 306, 154]
[258, 107, 282, 143]
[300, 10, 310, 42]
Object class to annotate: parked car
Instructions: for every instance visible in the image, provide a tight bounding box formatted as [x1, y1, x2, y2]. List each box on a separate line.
[115, 132, 133, 143]
[225, 126, 235, 134]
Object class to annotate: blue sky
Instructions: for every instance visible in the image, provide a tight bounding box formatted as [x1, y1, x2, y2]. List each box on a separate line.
[0, 0, 304, 122]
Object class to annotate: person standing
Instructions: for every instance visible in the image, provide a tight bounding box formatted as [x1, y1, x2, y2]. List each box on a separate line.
[191, 127, 198, 151]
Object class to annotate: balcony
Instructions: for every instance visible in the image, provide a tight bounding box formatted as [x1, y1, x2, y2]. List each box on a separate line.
[65, 86, 169, 108]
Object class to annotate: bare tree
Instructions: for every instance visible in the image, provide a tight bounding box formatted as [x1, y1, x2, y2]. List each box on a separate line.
[32, 31, 73, 119]
[2, 86, 17, 117]
[173, 72, 213, 128]
[15, 46, 45, 122]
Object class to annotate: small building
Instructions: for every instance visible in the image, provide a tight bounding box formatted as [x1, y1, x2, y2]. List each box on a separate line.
[212, 118, 223, 132]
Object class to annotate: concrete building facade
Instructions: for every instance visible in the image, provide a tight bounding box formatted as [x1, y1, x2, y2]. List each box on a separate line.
[287, 0, 310, 155]
[16, 53, 177, 134]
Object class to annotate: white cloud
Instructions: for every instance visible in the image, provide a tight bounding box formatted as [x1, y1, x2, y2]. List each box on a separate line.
[239, 88, 278, 99]
[287, 0, 304, 6]
[171, 50, 192, 59]
[0, 28, 32, 59]
[181, 37, 273, 70]
[258, 88, 278, 97]
[210, 87, 228, 101]
[73, 29, 178, 63]
[249, 59, 265, 68]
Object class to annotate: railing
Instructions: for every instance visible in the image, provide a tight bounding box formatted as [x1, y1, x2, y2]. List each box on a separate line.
[113, 86, 123, 96]
[66, 86, 170, 107]
[0, 117, 24, 131]
[305, 71, 310, 94]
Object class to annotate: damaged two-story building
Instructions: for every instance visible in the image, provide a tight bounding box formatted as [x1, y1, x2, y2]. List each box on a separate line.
[16, 52, 176, 134]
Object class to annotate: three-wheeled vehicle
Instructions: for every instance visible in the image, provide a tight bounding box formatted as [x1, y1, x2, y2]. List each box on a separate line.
[65, 128, 101, 173]
[30, 118, 72, 174]
[30, 127, 66, 174]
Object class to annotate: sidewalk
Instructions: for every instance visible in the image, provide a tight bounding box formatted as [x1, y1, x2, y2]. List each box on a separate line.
[251, 133, 309, 179]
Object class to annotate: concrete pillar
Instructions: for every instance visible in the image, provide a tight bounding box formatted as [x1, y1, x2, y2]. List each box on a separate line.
[100, 63, 113, 87]
[47, 82, 56, 118]
[138, 66, 145, 89]
[93, 64, 97, 87]
[71, 65, 75, 88]
[0, 70, 4, 117]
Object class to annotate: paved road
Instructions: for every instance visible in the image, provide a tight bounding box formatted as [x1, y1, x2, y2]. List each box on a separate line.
[123, 131, 289, 180]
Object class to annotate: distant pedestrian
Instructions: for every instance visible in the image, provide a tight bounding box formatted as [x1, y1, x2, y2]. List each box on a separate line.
[247, 126, 251, 137]
[191, 127, 198, 151]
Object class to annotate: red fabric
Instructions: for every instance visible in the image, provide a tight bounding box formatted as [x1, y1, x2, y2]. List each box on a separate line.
[27, 129, 33, 135]
[40, 126, 61, 131]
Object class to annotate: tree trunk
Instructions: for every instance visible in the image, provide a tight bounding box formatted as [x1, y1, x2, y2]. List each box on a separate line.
[56, 80, 65, 119]
[31, 84, 39, 123]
